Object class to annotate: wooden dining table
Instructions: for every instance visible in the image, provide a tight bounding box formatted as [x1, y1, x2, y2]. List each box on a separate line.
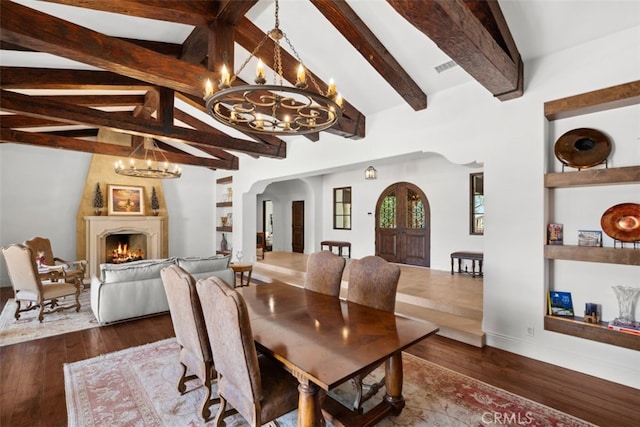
[236, 281, 439, 427]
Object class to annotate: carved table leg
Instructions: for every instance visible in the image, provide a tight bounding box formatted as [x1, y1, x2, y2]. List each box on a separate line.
[384, 352, 405, 415]
[297, 381, 324, 427]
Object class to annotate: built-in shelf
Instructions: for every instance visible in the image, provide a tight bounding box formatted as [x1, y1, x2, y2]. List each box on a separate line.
[544, 245, 640, 265]
[216, 226, 232, 232]
[216, 176, 233, 185]
[543, 81, 640, 351]
[544, 315, 640, 351]
[216, 201, 232, 208]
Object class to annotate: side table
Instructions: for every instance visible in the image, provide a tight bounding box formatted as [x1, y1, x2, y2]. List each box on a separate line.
[230, 263, 253, 287]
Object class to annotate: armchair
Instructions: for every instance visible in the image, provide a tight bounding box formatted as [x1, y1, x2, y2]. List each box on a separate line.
[1, 244, 81, 322]
[24, 236, 86, 288]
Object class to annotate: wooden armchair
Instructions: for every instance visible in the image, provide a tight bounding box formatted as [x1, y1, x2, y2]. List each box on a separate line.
[1, 244, 81, 322]
[304, 250, 346, 297]
[24, 236, 86, 288]
[195, 276, 299, 426]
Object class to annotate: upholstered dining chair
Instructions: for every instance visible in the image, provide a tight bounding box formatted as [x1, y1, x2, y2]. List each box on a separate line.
[1, 244, 81, 322]
[160, 264, 217, 421]
[195, 276, 299, 427]
[345, 255, 401, 413]
[304, 250, 346, 297]
[24, 236, 86, 288]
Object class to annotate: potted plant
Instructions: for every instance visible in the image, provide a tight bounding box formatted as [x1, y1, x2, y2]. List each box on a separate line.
[151, 187, 160, 216]
[93, 183, 104, 215]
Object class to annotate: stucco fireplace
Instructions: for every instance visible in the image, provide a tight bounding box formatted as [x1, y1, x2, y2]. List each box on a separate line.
[84, 216, 165, 278]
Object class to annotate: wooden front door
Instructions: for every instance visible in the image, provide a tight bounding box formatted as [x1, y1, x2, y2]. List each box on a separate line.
[292, 200, 304, 253]
[375, 182, 430, 267]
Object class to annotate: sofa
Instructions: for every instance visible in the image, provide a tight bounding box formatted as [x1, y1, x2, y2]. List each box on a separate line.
[90, 255, 234, 324]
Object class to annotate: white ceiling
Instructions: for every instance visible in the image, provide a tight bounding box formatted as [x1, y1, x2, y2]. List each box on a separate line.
[1, 0, 639, 118]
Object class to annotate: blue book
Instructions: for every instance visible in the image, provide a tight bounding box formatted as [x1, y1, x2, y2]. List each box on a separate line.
[548, 291, 574, 316]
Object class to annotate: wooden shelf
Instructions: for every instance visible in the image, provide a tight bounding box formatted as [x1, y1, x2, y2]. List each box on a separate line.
[544, 315, 640, 351]
[545, 166, 640, 188]
[216, 201, 232, 208]
[216, 226, 232, 232]
[544, 80, 640, 121]
[216, 176, 232, 185]
[544, 245, 640, 265]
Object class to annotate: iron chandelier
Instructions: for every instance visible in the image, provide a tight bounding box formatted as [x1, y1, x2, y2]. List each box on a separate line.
[114, 137, 182, 179]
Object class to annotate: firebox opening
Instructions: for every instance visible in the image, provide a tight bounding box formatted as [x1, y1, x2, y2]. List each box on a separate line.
[105, 233, 146, 264]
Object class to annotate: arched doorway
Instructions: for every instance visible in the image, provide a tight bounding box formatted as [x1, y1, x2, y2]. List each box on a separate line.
[375, 182, 430, 267]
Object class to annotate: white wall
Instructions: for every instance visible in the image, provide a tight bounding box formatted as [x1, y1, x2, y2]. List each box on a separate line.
[1, 26, 638, 389]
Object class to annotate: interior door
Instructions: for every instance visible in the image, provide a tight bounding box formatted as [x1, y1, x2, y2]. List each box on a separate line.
[291, 200, 304, 253]
[375, 182, 430, 267]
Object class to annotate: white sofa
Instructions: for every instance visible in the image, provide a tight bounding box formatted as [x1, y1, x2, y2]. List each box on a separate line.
[90, 255, 234, 324]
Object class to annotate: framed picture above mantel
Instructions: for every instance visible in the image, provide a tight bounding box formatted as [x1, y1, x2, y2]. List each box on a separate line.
[108, 184, 144, 216]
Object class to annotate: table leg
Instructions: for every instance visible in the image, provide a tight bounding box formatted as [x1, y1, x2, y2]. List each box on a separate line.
[471, 260, 476, 278]
[297, 381, 324, 427]
[450, 257, 454, 275]
[383, 352, 405, 415]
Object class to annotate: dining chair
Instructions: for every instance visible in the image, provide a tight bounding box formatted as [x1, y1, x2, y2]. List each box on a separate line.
[24, 236, 86, 288]
[256, 232, 265, 260]
[1, 244, 81, 322]
[304, 250, 346, 297]
[345, 255, 401, 413]
[195, 276, 299, 427]
[160, 264, 217, 421]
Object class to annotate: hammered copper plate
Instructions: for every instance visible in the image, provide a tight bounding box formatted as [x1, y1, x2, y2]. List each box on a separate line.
[600, 203, 640, 242]
[554, 128, 611, 169]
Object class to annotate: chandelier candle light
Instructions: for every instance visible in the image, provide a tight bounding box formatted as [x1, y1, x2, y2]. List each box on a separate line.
[203, 0, 343, 136]
[114, 137, 182, 179]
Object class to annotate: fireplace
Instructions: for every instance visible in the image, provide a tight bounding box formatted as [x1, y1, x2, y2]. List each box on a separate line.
[106, 233, 147, 264]
[84, 216, 165, 278]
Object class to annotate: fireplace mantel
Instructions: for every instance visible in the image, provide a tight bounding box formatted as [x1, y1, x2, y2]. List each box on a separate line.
[84, 216, 166, 278]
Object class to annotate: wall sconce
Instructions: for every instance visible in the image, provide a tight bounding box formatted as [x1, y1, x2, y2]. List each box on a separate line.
[365, 166, 377, 180]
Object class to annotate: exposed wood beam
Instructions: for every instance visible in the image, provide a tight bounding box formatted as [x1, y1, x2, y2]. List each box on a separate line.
[0, 128, 234, 170]
[311, 0, 427, 111]
[0, 90, 285, 159]
[0, 67, 151, 90]
[1, 1, 211, 97]
[0, 115, 74, 129]
[32, 94, 145, 107]
[387, 0, 523, 100]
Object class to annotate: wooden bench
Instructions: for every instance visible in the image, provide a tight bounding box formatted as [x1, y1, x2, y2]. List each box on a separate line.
[450, 251, 483, 278]
[320, 240, 351, 258]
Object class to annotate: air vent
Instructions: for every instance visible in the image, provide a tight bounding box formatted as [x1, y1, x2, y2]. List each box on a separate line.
[435, 60, 458, 74]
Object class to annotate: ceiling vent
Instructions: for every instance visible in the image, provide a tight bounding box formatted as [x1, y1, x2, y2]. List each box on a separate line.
[435, 60, 458, 74]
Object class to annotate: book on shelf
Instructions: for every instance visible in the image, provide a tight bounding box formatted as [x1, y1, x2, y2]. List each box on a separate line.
[578, 230, 602, 247]
[607, 319, 640, 336]
[547, 223, 563, 245]
[548, 291, 574, 316]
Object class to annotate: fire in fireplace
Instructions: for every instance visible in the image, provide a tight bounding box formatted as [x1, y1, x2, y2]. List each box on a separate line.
[105, 234, 146, 264]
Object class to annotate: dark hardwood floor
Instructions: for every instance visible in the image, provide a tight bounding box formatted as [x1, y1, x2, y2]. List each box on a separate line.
[1, 287, 638, 427]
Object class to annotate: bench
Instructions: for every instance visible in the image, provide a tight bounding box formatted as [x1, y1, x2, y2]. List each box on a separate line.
[320, 240, 351, 258]
[450, 251, 483, 278]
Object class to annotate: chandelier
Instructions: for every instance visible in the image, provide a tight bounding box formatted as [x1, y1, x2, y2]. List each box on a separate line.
[203, 0, 343, 136]
[114, 137, 182, 179]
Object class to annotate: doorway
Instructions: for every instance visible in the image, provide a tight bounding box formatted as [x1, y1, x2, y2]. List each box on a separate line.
[292, 200, 304, 253]
[375, 182, 430, 267]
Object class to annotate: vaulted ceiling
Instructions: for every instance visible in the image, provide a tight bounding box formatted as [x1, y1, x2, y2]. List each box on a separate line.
[0, 0, 629, 172]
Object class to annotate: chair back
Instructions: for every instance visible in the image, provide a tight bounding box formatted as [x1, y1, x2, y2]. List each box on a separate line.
[161, 265, 212, 370]
[304, 250, 346, 297]
[2, 244, 43, 294]
[23, 237, 55, 266]
[196, 276, 262, 421]
[347, 255, 400, 312]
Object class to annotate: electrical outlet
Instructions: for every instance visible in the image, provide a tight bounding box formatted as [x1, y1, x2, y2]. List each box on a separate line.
[526, 326, 535, 337]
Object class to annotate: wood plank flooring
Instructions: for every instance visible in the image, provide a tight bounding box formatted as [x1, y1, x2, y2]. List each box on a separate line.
[1, 259, 639, 426]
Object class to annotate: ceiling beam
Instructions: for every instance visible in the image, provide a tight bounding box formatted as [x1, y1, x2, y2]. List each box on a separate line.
[387, 0, 523, 100]
[0, 90, 285, 159]
[0, 128, 234, 169]
[311, 0, 427, 111]
[0, 67, 151, 90]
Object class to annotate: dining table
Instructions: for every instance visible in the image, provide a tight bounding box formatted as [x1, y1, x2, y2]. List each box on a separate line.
[236, 281, 439, 427]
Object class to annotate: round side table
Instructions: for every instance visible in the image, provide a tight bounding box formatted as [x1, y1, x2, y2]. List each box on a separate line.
[230, 263, 253, 287]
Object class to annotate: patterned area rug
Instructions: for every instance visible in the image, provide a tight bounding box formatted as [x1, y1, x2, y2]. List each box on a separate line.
[64, 338, 595, 427]
[0, 291, 97, 347]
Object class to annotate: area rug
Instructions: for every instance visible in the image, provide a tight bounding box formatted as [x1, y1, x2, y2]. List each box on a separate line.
[0, 291, 97, 347]
[64, 338, 595, 427]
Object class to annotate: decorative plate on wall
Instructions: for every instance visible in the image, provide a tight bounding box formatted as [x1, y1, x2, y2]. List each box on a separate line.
[554, 128, 611, 170]
[600, 203, 640, 242]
